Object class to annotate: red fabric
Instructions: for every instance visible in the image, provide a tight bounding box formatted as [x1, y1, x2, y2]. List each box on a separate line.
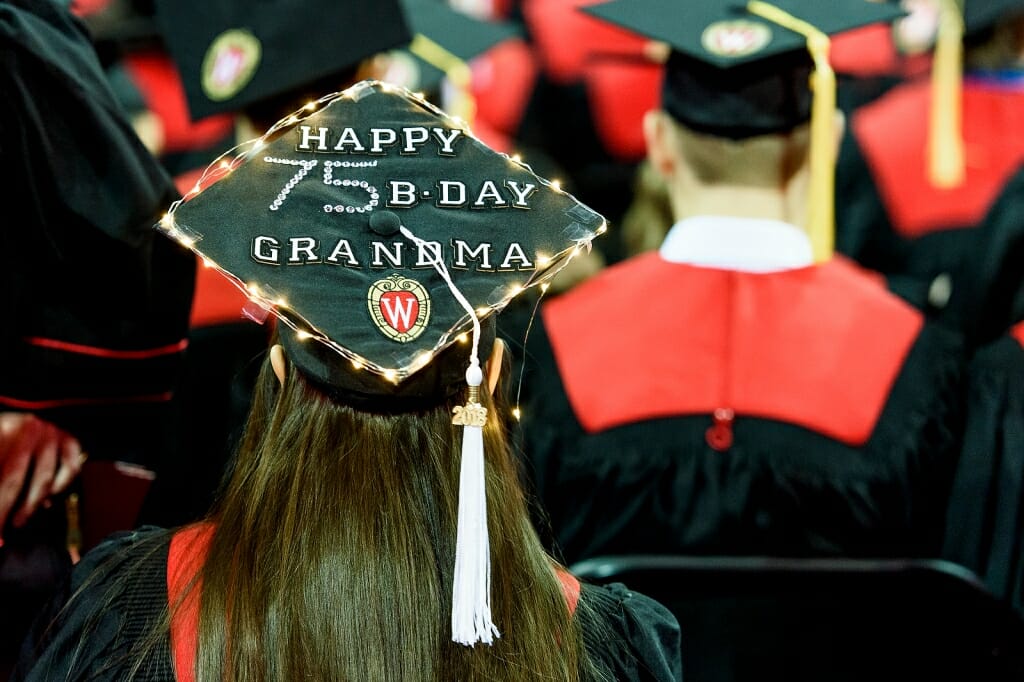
[543, 254, 923, 445]
[1012, 321, 1024, 350]
[0, 391, 172, 410]
[122, 52, 235, 153]
[521, 0, 649, 83]
[584, 59, 661, 162]
[556, 569, 581, 616]
[68, 0, 111, 16]
[22, 337, 187, 359]
[471, 39, 538, 136]
[853, 80, 1024, 238]
[830, 24, 899, 78]
[167, 524, 215, 682]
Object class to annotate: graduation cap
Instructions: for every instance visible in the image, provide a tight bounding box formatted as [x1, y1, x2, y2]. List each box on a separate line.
[151, 0, 412, 120]
[582, 0, 903, 261]
[157, 79, 606, 645]
[392, 0, 522, 95]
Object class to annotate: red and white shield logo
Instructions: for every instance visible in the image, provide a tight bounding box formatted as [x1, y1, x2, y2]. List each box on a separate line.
[368, 275, 431, 342]
[201, 29, 262, 102]
[701, 21, 772, 59]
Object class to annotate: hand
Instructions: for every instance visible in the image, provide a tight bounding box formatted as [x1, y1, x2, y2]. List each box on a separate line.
[0, 412, 84, 545]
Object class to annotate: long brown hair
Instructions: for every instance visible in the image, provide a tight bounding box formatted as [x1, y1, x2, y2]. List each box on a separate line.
[187, 348, 594, 681]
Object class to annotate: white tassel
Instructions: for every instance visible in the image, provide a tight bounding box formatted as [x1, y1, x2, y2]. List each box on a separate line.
[451, 363, 499, 646]
[397, 221, 498, 645]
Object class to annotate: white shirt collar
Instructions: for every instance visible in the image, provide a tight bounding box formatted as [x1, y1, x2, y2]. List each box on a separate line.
[658, 215, 814, 273]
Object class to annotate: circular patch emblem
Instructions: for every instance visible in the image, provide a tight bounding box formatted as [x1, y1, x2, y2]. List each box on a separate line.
[201, 29, 262, 102]
[368, 274, 431, 343]
[701, 20, 772, 59]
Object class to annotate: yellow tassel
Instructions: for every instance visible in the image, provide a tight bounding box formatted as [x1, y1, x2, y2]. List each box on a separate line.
[929, 0, 966, 188]
[747, 1, 836, 263]
[408, 33, 477, 126]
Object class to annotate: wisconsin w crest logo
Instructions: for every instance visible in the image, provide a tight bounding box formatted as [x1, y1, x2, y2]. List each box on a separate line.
[368, 274, 431, 342]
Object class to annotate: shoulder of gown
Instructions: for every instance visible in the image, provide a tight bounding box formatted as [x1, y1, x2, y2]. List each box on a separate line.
[578, 581, 683, 682]
[12, 526, 173, 682]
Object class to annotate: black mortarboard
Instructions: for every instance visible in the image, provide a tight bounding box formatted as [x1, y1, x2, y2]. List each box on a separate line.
[965, 0, 1024, 37]
[582, 0, 903, 139]
[389, 0, 522, 95]
[158, 79, 605, 647]
[159, 80, 605, 409]
[151, 0, 411, 120]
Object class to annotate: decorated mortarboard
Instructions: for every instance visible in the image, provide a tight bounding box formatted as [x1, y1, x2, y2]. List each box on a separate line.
[151, 0, 411, 120]
[582, 0, 902, 263]
[157, 80, 606, 645]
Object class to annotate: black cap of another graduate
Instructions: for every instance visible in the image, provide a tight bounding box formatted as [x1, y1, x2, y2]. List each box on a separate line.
[583, 0, 903, 139]
[384, 0, 522, 94]
[965, 0, 1024, 37]
[151, 0, 412, 120]
[158, 81, 606, 411]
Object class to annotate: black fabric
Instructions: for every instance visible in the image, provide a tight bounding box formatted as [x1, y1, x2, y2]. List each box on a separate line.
[12, 527, 681, 681]
[518, 294, 966, 567]
[0, 0, 195, 463]
[12, 527, 174, 682]
[577, 582, 683, 682]
[943, 331, 1024, 615]
[834, 119, 1024, 351]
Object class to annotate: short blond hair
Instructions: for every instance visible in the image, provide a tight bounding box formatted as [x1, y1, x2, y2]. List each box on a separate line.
[671, 118, 811, 188]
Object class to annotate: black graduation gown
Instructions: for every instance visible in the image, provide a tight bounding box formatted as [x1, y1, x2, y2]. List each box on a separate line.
[0, 0, 195, 465]
[518, 253, 966, 566]
[943, 322, 1024, 613]
[12, 527, 683, 682]
[834, 75, 1024, 346]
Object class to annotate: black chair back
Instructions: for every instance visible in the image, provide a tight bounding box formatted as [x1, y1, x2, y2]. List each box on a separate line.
[571, 555, 1024, 682]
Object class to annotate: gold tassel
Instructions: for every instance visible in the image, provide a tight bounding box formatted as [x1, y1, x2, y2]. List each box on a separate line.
[747, 1, 837, 263]
[929, 0, 966, 188]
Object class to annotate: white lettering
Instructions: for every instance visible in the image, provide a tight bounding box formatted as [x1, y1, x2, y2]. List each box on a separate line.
[333, 127, 365, 152]
[473, 180, 507, 207]
[372, 242, 404, 267]
[453, 240, 493, 270]
[388, 181, 418, 207]
[297, 126, 329, 151]
[327, 239, 359, 266]
[415, 241, 443, 267]
[252, 236, 280, 263]
[289, 237, 319, 263]
[505, 180, 537, 208]
[370, 128, 398, 153]
[438, 181, 466, 207]
[432, 127, 462, 154]
[499, 242, 534, 270]
[401, 127, 430, 153]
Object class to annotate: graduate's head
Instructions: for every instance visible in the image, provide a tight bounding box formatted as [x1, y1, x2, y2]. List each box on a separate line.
[156, 80, 606, 662]
[582, 0, 902, 259]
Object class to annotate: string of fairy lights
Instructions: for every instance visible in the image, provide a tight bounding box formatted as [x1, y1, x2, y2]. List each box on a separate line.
[157, 80, 607, 419]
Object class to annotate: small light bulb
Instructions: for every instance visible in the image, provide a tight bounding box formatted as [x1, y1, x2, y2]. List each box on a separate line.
[511, 154, 522, 164]
[219, 160, 231, 171]
[550, 180, 562, 192]
[536, 254, 551, 267]
[512, 408, 522, 421]
[351, 359, 364, 370]
[304, 101, 316, 110]
[296, 330, 312, 341]
[475, 307, 489, 317]
[509, 284, 524, 297]
[201, 257, 214, 269]
[275, 297, 288, 308]
[384, 369, 398, 383]
[541, 282, 551, 293]
[596, 222, 608, 235]
[458, 333, 469, 344]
